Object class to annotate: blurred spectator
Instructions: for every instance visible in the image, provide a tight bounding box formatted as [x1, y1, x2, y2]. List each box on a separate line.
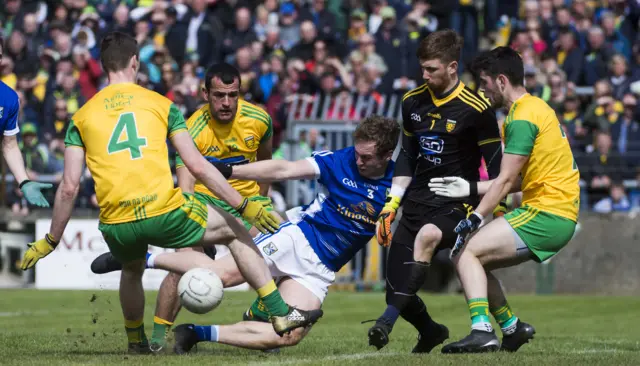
[593, 181, 631, 213]
[555, 27, 584, 85]
[583, 26, 615, 85]
[611, 94, 640, 155]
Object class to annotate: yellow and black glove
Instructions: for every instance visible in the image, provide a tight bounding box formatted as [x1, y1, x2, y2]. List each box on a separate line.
[493, 200, 508, 218]
[376, 195, 401, 247]
[20, 234, 58, 270]
[236, 198, 281, 234]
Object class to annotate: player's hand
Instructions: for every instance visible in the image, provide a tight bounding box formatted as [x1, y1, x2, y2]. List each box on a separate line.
[428, 177, 470, 198]
[20, 234, 58, 270]
[236, 198, 281, 234]
[20, 180, 53, 207]
[450, 213, 483, 259]
[493, 200, 508, 218]
[376, 195, 401, 247]
[204, 156, 233, 179]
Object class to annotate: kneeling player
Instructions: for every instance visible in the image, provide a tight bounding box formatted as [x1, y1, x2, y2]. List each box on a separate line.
[92, 116, 409, 352]
[431, 47, 579, 353]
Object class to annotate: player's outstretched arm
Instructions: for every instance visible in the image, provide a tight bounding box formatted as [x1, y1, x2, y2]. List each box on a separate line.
[2, 135, 53, 207]
[20, 147, 85, 270]
[229, 158, 318, 182]
[171, 131, 280, 233]
[429, 175, 522, 198]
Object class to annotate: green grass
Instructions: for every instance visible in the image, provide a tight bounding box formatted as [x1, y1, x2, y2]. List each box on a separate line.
[2, 290, 639, 365]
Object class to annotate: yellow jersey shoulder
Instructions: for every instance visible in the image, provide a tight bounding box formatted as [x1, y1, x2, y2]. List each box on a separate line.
[237, 100, 272, 141]
[511, 94, 555, 126]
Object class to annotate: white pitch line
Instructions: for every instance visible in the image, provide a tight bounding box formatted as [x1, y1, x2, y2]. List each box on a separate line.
[249, 351, 404, 365]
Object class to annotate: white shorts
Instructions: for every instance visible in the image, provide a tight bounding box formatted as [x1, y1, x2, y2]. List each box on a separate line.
[254, 222, 335, 303]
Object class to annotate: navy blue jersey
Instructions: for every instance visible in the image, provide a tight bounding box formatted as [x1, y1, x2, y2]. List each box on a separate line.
[295, 147, 393, 271]
[0, 81, 20, 137]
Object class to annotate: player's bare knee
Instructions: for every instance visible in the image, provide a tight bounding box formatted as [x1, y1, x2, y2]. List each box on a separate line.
[278, 328, 307, 347]
[414, 224, 442, 260]
[122, 259, 145, 275]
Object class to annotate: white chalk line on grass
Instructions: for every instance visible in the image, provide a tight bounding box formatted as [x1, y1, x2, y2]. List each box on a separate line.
[249, 351, 404, 365]
[0, 309, 88, 317]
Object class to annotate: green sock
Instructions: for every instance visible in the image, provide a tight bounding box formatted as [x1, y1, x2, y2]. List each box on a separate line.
[246, 296, 271, 322]
[468, 298, 493, 332]
[257, 280, 289, 317]
[490, 302, 518, 334]
[124, 319, 148, 345]
[151, 316, 173, 345]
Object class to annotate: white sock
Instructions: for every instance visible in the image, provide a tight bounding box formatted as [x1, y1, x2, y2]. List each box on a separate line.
[471, 321, 493, 333]
[146, 253, 157, 268]
[501, 317, 519, 335]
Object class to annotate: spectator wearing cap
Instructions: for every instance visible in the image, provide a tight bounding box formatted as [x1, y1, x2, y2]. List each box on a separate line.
[374, 6, 406, 93]
[583, 26, 615, 86]
[555, 27, 584, 85]
[19, 122, 49, 176]
[221, 7, 258, 63]
[611, 94, 640, 155]
[279, 2, 302, 51]
[348, 9, 368, 50]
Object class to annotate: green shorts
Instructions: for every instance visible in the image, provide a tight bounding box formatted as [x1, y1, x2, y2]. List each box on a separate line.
[99, 193, 208, 263]
[504, 205, 576, 262]
[195, 192, 274, 230]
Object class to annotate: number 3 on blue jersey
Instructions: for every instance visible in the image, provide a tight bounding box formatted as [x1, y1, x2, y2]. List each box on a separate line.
[367, 189, 374, 199]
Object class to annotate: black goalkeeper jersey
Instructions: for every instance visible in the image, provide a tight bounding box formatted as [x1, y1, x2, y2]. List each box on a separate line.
[396, 81, 503, 211]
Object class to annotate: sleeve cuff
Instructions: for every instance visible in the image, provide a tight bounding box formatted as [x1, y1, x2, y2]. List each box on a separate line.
[305, 157, 321, 179]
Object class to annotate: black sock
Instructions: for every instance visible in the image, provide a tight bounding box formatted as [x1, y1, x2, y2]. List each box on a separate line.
[400, 295, 435, 335]
[386, 261, 430, 327]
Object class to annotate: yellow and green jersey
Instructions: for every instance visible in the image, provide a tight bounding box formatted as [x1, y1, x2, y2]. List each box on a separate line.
[176, 99, 272, 198]
[503, 93, 580, 222]
[65, 82, 187, 224]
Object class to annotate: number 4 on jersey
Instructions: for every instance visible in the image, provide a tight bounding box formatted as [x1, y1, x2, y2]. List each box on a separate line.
[108, 112, 147, 160]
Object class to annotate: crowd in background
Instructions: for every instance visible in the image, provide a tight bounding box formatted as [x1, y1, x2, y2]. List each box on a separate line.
[3, 0, 640, 216]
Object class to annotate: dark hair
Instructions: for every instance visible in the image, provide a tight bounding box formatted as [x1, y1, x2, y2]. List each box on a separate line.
[416, 29, 463, 64]
[204, 63, 241, 90]
[469, 47, 524, 87]
[100, 32, 139, 73]
[353, 115, 400, 156]
[0, 36, 3, 54]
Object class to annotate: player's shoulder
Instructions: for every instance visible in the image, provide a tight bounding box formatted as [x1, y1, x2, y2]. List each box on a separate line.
[186, 103, 211, 126]
[455, 83, 491, 114]
[511, 94, 553, 123]
[0, 81, 18, 104]
[238, 100, 271, 126]
[402, 83, 429, 105]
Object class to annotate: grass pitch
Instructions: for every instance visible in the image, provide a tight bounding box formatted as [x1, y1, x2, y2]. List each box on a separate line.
[2, 289, 639, 365]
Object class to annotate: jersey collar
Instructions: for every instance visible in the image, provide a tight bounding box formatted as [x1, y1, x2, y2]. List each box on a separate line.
[428, 80, 465, 107]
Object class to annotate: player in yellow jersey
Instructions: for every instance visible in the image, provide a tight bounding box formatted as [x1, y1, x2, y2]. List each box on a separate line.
[151, 63, 282, 350]
[18, 32, 322, 354]
[429, 47, 579, 353]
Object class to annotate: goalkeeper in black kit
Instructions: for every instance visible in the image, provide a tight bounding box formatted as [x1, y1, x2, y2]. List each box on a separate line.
[367, 29, 505, 353]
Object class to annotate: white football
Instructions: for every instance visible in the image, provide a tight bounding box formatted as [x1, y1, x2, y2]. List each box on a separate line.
[178, 268, 224, 314]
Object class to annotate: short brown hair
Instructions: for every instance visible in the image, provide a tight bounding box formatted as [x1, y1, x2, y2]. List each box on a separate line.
[353, 115, 400, 156]
[416, 29, 463, 64]
[100, 32, 139, 73]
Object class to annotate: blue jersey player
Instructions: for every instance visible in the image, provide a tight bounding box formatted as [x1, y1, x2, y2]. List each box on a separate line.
[114, 115, 400, 353]
[0, 38, 52, 207]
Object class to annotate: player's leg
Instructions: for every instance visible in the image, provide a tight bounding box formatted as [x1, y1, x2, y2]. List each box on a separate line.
[173, 277, 321, 353]
[369, 218, 448, 351]
[98, 221, 151, 354]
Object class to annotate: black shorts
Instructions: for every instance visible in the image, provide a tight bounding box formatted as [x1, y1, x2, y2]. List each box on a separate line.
[394, 200, 471, 251]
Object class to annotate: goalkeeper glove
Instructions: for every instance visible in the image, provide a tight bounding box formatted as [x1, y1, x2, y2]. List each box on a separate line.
[451, 212, 483, 258]
[235, 198, 281, 234]
[20, 234, 58, 270]
[428, 176, 478, 198]
[376, 195, 401, 247]
[20, 180, 53, 207]
[493, 200, 508, 218]
[203, 156, 233, 179]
